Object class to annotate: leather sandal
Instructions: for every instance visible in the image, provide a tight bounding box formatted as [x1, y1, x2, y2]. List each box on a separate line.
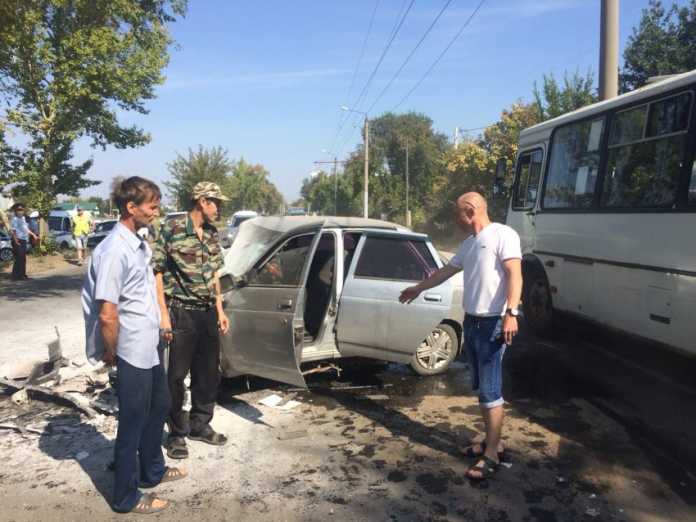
[130, 493, 169, 514]
[465, 456, 500, 481]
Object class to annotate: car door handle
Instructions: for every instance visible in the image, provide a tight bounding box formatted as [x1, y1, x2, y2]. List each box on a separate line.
[423, 294, 442, 303]
[277, 298, 293, 310]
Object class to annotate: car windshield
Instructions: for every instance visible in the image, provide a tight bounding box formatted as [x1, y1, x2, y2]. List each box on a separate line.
[222, 221, 287, 277]
[231, 215, 253, 228]
[48, 216, 65, 231]
[96, 221, 116, 233]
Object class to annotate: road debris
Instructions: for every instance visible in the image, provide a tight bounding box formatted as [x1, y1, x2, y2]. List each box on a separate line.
[277, 430, 308, 441]
[0, 377, 98, 418]
[0, 422, 43, 436]
[259, 394, 283, 408]
[11, 388, 29, 406]
[278, 400, 301, 411]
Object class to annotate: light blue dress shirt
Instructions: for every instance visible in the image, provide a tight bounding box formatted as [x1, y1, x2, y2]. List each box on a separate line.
[82, 222, 161, 369]
[10, 215, 30, 241]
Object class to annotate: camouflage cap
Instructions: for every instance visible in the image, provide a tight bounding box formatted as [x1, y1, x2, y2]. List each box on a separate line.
[192, 181, 230, 202]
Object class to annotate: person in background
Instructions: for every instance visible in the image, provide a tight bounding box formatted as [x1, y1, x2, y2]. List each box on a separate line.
[399, 192, 522, 481]
[152, 181, 230, 460]
[9, 203, 38, 281]
[82, 177, 187, 514]
[72, 206, 93, 266]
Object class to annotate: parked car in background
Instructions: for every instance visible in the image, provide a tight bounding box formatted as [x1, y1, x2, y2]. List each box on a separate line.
[225, 210, 258, 247]
[218, 216, 464, 388]
[48, 210, 76, 250]
[0, 231, 32, 262]
[87, 219, 118, 249]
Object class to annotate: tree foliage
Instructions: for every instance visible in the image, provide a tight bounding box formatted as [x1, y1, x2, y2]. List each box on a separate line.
[622, 0, 696, 91]
[165, 146, 233, 209]
[164, 146, 284, 216]
[0, 0, 187, 215]
[533, 70, 596, 120]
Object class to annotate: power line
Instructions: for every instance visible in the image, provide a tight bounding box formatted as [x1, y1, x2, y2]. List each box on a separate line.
[393, 0, 488, 111]
[336, 0, 416, 158]
[366, 0, 455, 115]
[327, 0, 381, 155]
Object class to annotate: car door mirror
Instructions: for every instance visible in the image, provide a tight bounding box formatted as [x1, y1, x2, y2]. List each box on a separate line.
[219, 273, 247, 292]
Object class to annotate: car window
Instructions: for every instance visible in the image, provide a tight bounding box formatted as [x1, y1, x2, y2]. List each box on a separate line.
[249, 233, 315, 286]
[354, 237, 437, 282]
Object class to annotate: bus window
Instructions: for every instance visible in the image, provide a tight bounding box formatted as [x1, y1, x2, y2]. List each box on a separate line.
[689, 161, 696, 206]
[602, 92, 692, 209]
[512, 149, 543, 209]
[543, 117, 604, 209]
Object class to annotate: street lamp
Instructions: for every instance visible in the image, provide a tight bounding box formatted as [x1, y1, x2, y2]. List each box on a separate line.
[341, 105, 369, 218]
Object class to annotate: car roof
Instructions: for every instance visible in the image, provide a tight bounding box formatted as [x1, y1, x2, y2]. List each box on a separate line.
[248, 215, 410, 234]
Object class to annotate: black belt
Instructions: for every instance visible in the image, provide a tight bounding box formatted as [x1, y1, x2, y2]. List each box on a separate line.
[169, 298, 214, 311]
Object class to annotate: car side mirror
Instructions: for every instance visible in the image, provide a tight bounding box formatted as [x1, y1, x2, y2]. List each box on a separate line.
[219, 273, 247, 292]
[492, 158, 508, 200]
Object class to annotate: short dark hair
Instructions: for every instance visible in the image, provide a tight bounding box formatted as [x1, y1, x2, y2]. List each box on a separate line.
[111, 176, 161, 216]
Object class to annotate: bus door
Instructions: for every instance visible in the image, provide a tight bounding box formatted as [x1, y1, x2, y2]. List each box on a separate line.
[508, 148, 545, 253]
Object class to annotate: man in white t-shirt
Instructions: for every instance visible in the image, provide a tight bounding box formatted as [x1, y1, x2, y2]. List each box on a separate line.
[399, 192, 522, 480]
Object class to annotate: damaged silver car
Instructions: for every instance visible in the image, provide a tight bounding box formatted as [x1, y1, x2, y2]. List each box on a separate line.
[218, 217, 464, 388]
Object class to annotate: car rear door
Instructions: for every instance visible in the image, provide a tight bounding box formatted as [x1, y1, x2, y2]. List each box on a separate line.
[335, 232, 453, 363]
[220, 230, 323, 388]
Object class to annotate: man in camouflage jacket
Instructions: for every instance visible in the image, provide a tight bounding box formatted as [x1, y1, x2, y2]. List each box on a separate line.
[153, 181, 230, 459]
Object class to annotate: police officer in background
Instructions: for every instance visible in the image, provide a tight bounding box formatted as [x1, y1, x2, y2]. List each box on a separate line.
[152, 182, 230, 460]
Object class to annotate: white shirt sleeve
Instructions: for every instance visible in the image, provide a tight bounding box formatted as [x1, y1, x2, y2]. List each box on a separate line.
[94, 251, 127, 305]
[497, 226, 522, 261]
[448, 242, 465, 269]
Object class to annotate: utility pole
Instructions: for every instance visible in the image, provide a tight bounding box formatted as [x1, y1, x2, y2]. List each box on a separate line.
[363, 116, 369, 219]
[405, 140, 411, 228]
[340, 106, 370, 218]
[599, 0, 619, 100]
[313, 158, 348, 216]
[454, 127, 460, 148]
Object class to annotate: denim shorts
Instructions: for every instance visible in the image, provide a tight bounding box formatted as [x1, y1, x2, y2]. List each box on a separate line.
[463, 314, 506, 409]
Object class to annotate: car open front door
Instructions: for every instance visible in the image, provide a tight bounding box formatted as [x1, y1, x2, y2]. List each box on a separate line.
[336, 232, 452, 363]
[219, 230, 323, 388]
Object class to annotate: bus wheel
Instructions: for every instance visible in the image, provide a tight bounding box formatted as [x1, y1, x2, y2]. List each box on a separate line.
[523, 267, 555, 337]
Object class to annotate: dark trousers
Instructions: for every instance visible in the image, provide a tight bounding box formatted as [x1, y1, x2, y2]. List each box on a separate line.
[112, 356, 170, 513]
[168, 305, 220, 437]
[11, 239, 27, 279]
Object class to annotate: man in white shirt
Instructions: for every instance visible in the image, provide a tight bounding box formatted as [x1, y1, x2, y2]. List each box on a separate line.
[400, 192, 522, 480]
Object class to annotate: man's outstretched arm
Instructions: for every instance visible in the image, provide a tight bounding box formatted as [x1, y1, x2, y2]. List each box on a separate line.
[399, 264, 461, 304]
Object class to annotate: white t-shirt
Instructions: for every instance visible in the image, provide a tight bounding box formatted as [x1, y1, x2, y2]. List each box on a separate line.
[449, 223, 522, 316]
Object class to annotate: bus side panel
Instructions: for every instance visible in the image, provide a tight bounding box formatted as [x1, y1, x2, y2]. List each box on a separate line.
[534, 212, 696, 355]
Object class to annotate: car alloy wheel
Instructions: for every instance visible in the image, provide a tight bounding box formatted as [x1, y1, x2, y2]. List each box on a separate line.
[410, 323, 457, 376]
[0, 247, 13, 262]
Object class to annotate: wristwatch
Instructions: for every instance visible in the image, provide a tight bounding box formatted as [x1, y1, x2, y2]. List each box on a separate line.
[505, 308, 519, 317]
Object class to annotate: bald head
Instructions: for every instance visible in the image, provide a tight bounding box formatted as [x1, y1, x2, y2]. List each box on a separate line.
[457, 192, 488, 214]
[454, 192, 490, 234]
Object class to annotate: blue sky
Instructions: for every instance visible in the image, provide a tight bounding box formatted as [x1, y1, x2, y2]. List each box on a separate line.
[74, 0, 675, 203]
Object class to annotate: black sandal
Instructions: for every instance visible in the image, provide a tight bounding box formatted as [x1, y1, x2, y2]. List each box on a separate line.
[166, 437, 189, 459]
[188, 428, 227, 446]
[460, 442, 506, 462]
[465, 456, 500, 481]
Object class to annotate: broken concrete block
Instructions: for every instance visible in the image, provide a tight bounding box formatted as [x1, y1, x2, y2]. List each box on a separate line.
[11, 388, 29, 406]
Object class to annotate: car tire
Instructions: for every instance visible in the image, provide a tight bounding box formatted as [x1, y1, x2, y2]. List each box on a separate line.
[0, 247, 13, 262]
[522, 265, 555, 337]
[59, 241, 70, 250]
[410, 323, 458, 376]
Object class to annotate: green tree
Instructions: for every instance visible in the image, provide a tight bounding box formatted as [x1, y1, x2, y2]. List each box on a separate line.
[300, 170, 354, 216]
[533, 70, 596, 120]
[165, 146, 233, 210]
[0, 0, 187, 216]
[227, 159, 285, 215]
[340, 112, 449, 224]
[621, 0, 696, 91]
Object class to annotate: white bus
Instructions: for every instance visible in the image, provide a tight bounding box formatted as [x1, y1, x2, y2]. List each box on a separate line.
[506, 70, 696, 356]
